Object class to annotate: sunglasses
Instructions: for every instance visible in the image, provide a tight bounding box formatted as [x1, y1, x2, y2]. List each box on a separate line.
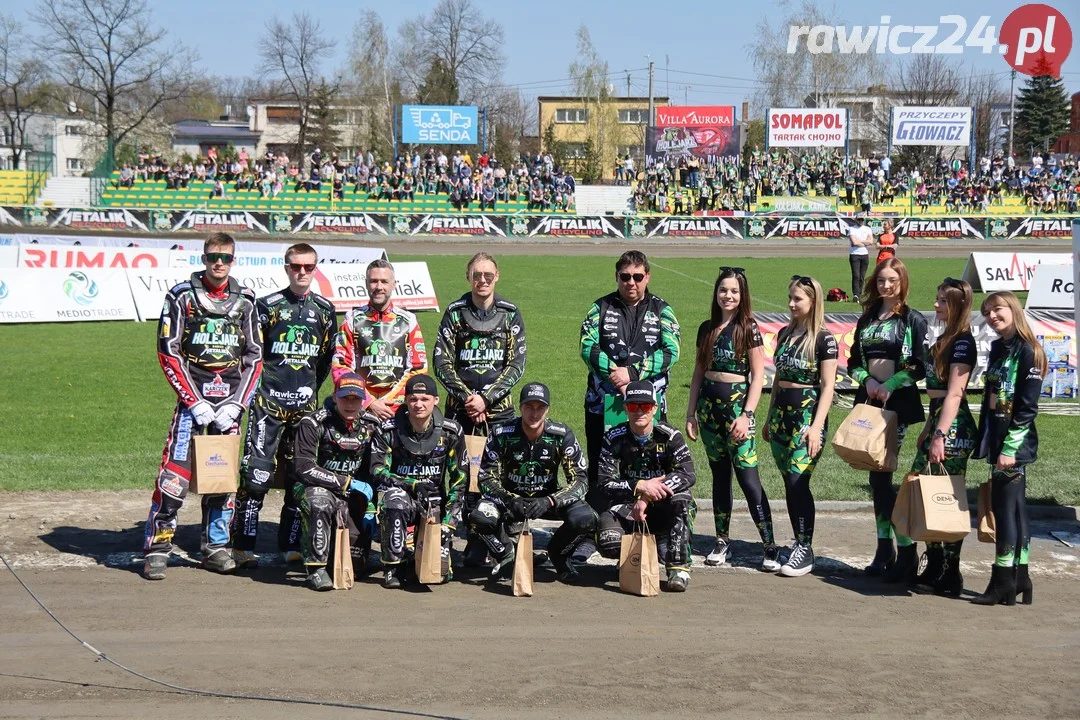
[619, 272, 646, 283]
[791, 275, 813, 286]
[471, 271, 496, 283]
[719, 266, 746, 276]
[287, 263, 317, 273]
[204, 252, 234, 264]
[625, 402, 656, 413]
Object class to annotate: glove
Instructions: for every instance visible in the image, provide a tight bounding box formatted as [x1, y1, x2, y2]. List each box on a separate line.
[361, 512, 377, 540]
[350, 479, 374, 502]
[414, 480, 440, 506]
[189, 401, 216, 428]
[507, 496, 527, 522]
[212, 404, 242, 432]
[524, 495, 553, 520]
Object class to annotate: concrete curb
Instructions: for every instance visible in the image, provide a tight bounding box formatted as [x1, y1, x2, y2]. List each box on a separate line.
[702, 498, 1079, 521]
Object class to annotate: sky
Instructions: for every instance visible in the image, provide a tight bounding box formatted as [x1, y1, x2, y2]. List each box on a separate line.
[7, 0, 1080, 107]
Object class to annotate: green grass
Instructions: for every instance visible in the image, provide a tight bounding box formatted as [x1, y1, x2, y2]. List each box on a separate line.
[1, 255, 1074, 505]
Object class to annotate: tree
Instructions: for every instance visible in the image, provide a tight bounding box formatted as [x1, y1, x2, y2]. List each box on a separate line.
[396, 0, 504, 103]
[1015, 64, 1070, 157]
[542, 120, 567, 168]
[566, 26, 620, 180]
[0, 13, 48, 169]
[742, 119, 765, 163]
[306, 80, 341, 155]
[33, 0, 199, 166]
[259, 12, 336, 166]
[349, 10, 401, 156]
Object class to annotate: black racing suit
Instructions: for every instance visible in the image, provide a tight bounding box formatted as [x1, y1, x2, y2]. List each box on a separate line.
[291, 398, 381, 567]
[596, 421, 697, 571]
[433, 292, 527, 433]
[370, 407, 468, 576]
[144, 272, 263, 558]
[233, 288, 336, 554]
[469, 418, 597, 563]
[580, 291, 681, 507]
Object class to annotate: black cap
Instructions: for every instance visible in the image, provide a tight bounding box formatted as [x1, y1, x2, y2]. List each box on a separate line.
[623, 380, 656, 406]
[405, 374, 438, 397]
[519, 382, 550, 406]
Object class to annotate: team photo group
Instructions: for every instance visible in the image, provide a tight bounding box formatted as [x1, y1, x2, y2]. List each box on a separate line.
[143, 231, 1044, 605]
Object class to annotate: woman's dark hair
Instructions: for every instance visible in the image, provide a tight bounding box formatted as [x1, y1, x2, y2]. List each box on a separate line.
[932, 278, 973, 382]
[696, 268, 754, 368]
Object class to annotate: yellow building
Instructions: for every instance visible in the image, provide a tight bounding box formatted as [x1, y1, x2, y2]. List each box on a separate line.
[538, 96, 669, 181]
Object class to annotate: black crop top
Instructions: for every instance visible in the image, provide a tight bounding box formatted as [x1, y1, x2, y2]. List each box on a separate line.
[925, 331, 977, 391]
[697, 319, 763, 376]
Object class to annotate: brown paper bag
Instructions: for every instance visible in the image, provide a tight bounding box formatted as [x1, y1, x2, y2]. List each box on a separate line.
[332, 527, 354, 589]
[891, 473, 919, 538]
[909, 468, 970, 542]
[977, 481, 996, 543]
[831, 403, 898, 472]
[414, 517, 444, 584]
[465, 432, 487, 494]
[619, 524, 660, 597]
[190, 434, 241, 494]
[513, 521, 534, 597]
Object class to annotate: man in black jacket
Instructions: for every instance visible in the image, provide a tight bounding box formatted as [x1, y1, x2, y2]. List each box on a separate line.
[596, 381, 697, 592]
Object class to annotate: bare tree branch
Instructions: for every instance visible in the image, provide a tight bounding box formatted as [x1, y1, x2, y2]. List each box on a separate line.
[0, 13, 49, 168]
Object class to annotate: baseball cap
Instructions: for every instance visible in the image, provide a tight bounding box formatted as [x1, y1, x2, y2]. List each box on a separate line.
[335, 373, 366, 399]
[405, 374, 438, 397]
[623, 380, 656, 406]
[519, 382, 550, 407]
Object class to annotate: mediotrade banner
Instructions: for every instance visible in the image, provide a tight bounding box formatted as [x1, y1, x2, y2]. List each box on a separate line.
[401, 105, 478, 144]
[126, 262, 439, 321]
[961, 252, 1072, 292]
[755, 310, 1075, 391]
[656, 106, 735, 128]
[767, 109, 847, 148]
[645, 125, 741, 166]
[0, 268, 138, 323]
[890, 106, 972, 146]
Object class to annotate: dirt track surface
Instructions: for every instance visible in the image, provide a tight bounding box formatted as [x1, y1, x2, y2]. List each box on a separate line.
[2, 491, 1079, 719]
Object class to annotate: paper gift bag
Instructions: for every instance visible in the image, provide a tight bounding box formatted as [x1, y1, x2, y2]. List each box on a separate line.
[909, 468, 970, 543]
[831, 403, 898, 472]
[513, 521, 534, 597]
[414, 517, 444, 584]
[190, 434, 241, 494]
[465, 432, 487, 493]
[619, 525, 660, 597]
[332, 527, 354, 589]
[891, 473, 919, 539]
[977, 481, 996, 543]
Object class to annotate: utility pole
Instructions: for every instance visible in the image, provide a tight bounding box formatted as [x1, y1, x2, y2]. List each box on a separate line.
[625, 71, 631, 98]
[1007, 69, 1016, 158]
[648, 61, 655, 126]
[684, 85, 691, 105]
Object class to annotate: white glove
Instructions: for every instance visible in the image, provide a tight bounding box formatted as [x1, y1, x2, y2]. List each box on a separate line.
[189, 401, 217, 428]
[212, 404, 243, 432]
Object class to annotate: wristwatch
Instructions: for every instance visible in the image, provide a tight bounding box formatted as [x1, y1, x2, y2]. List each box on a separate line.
[743, 410, 755, 419]
[932, 428, 947, 439]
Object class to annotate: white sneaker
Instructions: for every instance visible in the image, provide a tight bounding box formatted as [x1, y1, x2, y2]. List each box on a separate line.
[705, 537, 729, 566]
[761, 544, 782, 573]
[571, 538, 597, 565]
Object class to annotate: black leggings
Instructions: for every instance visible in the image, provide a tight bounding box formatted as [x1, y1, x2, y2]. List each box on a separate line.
[783, 472, 815, 546]
[868, 424, 908, 542]
[710, 460, 773, 544]
[991, 465, 1030, 563]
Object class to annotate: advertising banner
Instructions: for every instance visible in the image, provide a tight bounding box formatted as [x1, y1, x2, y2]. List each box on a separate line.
[961, 252, 1072, 291]
[645, 125, 741, 166]
[18, 244, 172, 269]
[403, 214, 507, 237]
[624, 215, 743, 240]
[984, 216, 1077, 240]
[757, 196, 837, 213]
[38, 207, 151, 232]
[149, 209, 270, 234]
[401, 105, 478, 144]
[1026, 264, 1075, 309]
[743, 215, 853, 240]
[767, 109, 848, 148]
[276, 212, 389, 235]
[0, 268, 138, 323]
[891, 106, 972, 147]
[0, 245, 18, 268]
[656, 106, 735, 127]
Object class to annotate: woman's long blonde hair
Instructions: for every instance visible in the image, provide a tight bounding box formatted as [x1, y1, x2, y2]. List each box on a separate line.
[777, 276, 824, 361]
[981, 291, 1048, 377]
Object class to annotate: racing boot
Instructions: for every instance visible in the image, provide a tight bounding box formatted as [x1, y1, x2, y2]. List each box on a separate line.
[462, 537, 490, 568]
[883, 543, 919, 584]
[142, 553, 168, 581]
[912, 544, 944, 591]
[864, 538, 896, 577]
[203, 548, 236, 574]
[305, 566, 333, 591]
[488, 551, 515, 582]
[666, 569, 690, 592]
[382, 566, 403, 589]
[550, 553, 582, 585]
[971, 564, 1017, 606]
[232, 549, 259, 571]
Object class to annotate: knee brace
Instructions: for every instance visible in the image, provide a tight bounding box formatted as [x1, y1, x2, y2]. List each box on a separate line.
[469, 499, 501, 534]
[241, 457, 276, 493]
[564, 500, 599, 534]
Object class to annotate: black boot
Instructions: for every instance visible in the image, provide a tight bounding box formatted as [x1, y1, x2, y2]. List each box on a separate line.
[971, 565, 1017, 606]
[883, 543, 918, 584]
[864, 538, 896, 577]
[932, 557, 964, 598]
[913, 544, 944, 590]
[1014, 565, 1033, 605]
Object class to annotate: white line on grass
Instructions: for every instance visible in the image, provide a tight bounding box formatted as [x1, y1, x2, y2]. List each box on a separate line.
[651, 261, 787, 310]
